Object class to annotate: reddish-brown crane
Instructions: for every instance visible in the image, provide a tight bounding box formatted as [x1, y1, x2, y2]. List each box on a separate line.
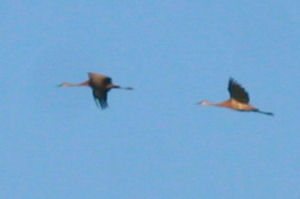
[198, 78, 273, 116]
[59, 72, 133, 109]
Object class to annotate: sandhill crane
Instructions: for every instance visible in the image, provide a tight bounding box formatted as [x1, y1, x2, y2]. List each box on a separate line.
[59, 72, 133, 109]
[198, 78, 273, 116]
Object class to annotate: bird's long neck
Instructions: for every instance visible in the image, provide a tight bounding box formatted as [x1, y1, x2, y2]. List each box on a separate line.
[59, 81, 89, 87]
[199, 100, 221, 106]
[201, 100, 236, 109]
[206, 102, 219, 106]
[215, 100, 233, 108]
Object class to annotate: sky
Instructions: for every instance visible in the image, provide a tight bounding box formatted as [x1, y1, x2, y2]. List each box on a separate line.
[1, 0, 300, 199]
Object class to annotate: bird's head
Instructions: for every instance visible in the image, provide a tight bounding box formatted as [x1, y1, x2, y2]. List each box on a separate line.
[58, 82, 73, 87]
[197, 100, 210, 105]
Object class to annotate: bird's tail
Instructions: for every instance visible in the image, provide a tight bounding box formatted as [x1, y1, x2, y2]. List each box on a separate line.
[253, 109, 274, 116]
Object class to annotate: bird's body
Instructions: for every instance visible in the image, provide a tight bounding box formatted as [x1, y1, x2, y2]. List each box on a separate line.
[198, 78, 273, 116]
[217, 99, 256, 111]
[59, 72, 133, 109]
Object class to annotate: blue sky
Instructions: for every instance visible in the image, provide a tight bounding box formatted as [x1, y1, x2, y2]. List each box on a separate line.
[1, 1, 299, 199]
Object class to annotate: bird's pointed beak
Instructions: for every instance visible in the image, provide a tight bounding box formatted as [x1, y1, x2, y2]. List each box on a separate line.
[196, 101, 206, 105]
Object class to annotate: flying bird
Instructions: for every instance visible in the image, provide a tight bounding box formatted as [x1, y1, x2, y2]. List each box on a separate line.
[198, 78, 273, 116]
[59, 72, 133, 109]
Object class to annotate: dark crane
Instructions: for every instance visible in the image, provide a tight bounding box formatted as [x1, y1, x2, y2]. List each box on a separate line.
[59, 72, 133, 109]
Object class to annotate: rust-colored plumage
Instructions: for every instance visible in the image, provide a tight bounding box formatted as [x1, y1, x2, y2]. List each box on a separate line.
[59, 72, 133, 109]
[198, 78, 273, 116]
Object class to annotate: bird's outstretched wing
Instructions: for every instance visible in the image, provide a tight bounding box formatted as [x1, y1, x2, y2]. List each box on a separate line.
[228, 78, 249, 104]
[92, 89, 108, 109]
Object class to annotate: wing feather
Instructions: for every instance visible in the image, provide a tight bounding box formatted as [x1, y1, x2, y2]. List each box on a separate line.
[228, 78, 250, 104]
[92, 89, 108, 109]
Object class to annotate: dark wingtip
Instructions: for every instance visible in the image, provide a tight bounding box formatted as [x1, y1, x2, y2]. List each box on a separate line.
[88, 72, 94, 77]
[99, 101, 108, 110]
[229, 77, 236, 84]
[94, 101, 108, 110]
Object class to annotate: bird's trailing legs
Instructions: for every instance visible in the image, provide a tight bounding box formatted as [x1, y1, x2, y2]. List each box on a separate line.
[253, 109, 274, 116]
[111, 84, 133, 90]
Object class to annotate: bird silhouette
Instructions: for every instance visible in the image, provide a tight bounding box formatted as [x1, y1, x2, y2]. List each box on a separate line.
[59, 72, 133, 109]
[198, 78, 273, 116]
